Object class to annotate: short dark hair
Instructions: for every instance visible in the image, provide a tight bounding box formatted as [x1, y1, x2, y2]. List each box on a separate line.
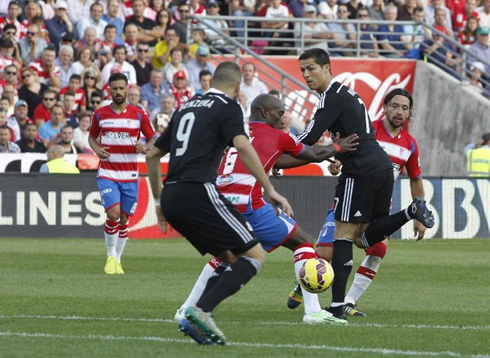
[383, 88, 413, 110]
[91, 90, 103, 100]
[299, 48, 331, 68]
[70, 74, 82, 82]
[483, 133, 490, 144]
[413, 6, 424, 14]
[109, 72, 128, 85]
[199, 69, 212, 79]
[64, 91, 76, 98]
[3, 23, 16, 33]
[62, 124, 74, 131]
[104, 24, 117, 33]
[113, 45, 127, 56]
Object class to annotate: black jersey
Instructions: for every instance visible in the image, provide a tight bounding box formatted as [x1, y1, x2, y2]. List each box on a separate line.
[155, 88, 247, 184]
[297, 81, 392, 177]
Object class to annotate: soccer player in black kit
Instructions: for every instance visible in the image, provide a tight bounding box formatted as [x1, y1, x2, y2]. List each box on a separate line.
[146, 62, 293, 345]
[296, 48, 434, 319]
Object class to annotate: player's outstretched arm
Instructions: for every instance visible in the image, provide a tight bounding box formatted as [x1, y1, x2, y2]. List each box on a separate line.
[233, 134, 294, 218]
[146, 146, 169, 234]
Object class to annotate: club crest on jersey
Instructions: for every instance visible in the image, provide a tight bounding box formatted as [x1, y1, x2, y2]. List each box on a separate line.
[216, 175, 234, 186]
[399, 147, 405, 158]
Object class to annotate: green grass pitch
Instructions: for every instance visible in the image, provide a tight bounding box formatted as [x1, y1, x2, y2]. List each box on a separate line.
[0, 238, 489, 357]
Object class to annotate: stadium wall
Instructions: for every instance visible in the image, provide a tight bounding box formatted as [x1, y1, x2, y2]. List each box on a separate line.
[412, 61, 490, 177]
[0, 174, 488, 240]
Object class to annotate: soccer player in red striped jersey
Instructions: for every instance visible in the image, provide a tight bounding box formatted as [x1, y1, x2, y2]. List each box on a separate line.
[89, 72, 157, 275]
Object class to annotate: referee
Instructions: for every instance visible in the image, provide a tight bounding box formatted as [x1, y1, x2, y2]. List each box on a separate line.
[146, 62, 292, 345]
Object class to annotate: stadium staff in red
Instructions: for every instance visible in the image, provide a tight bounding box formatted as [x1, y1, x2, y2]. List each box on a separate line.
[89, 72, 157, 275]
[146, 62, 293, 345]
[296, 48, 434, 319]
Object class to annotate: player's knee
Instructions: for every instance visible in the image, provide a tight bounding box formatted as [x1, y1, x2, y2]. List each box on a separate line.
[316, 245, 333, 262]
[106, 211, 120, 222]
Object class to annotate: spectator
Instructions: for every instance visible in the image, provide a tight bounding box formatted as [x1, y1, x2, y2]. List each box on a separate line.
[0, 1, 23, 41]
[75, 27, 103, 62]
[124, 0, 158, 45]
[202, 1, 230, 51]
[240, 62, 268, 108]
[59, 75, 86, 113]
[73, 111, 93, 153]
[237, 90, 250, 120]
[0, 124, 20, 153]
[398, 0, 416, 21]
[424, 0, 452, 31]
[458, 16, 479, 48]
[1, 83, 15, 113]
[194, 69, 212, 95]
[463, 62, 485, 95]
[170, 2, 190, 45]
[357, 7, 380, 58]
[476, 0, 490, 28]
[21, 2, 45, 33]
[453, 0, 479, 35]
[422, 29, 460, 77]
[464, 133, 490, 176]
[131, 42, 153, 87]
[185, 45, 216, 91]
[42, 0, 57, 21]
[101, 45, 137, 85]
[18, 67, 48, 120]
[58, 124, 81, 153]
[33, 89, 58, 127]
[468, 27, 490, 74]
[38, 104, 65, 148]
[56, 45, 76, 89]
[433, 8, 454, 38]
[100, 24, 119, 67]
[19, 23, 48, 65]
[60, 32, 77, 51]
[0, 39, 21, 75]
[168, 70, 194, 109]
[1, 24, 23, 65]
[66, 0, 93, 26]
[102, 0, 125, 45]
[141, 69, 169, 114]
[377, 5, 407, 57]
[88, 91, 104, 111]
[148, 0, 166, 21]
[1, 65, 20, 96]
[72, 46, 101, 79]
[16, 123, 47, 153]
[127, 85, 145, 110]
[162, 47, 189, 84]
[151, 9, 172, 42]
[76, 2, 108, 40]
[281, 110, 301, 135]
[149, 93, 175, 123]
[39, 145, 80, 174]
[268, 88, 281, 99]
[262, 0, 293, 55]
[123, 23, 140, 63]
[82, 69, 102, 109]
[402, 6, 431, 59]
[294, 5, 331, 50]
[368, 0, 384, 22]
[230, 0, 256, 40]
[61, 91, 78, 127]
[319, 0, 338, 19]
[45, 0, 74, 47]
[346, 0, 362, 19]
[7, 100, 31, 142]
[28, 46, 61, 90]
[188, 28, 206, 60]
[328, 4, 356, 56]
[152, 27, 180, 70]
[289, 0, 319, 18]
[189, 0, 206, 22]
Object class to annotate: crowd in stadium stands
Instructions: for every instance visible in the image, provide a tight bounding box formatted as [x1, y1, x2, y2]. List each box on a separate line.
[0, 0, 488, 154]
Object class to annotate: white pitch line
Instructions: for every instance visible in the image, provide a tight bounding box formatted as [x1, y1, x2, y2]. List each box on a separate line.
[1, 331, 489, 358]
[1, 314, 490, 332]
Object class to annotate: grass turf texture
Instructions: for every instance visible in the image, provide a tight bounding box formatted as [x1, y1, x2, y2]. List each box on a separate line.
[0, 238, 489, 357]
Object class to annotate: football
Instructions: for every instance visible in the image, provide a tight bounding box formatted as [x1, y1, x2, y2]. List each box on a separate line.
[299, 258, 334, 294]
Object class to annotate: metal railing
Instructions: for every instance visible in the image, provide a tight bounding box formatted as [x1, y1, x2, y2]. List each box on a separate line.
[190, 15, 490, 99]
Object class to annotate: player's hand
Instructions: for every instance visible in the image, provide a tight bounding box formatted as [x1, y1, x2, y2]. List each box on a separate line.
[328, 159, 342, 176]
[333, 132, 359, 153]
[155, 204, 168, 234]
[95, 146, 110, 159]
[135, 141, 149, 154]
[414, 220, 426, 241]
[267, 188, 294, 218]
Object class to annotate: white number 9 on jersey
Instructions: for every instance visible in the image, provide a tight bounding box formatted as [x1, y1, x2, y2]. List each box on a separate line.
[175, 112, 196, 156]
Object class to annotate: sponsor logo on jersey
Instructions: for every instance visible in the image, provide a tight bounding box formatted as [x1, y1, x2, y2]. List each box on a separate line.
[225, 195, 241, 204]
[354, 210, 362, 217]
[216, 175, 234, 185]
[344, 259, 354, 266]
[101, 188, 112, 195]
[104, 131, 131, 139]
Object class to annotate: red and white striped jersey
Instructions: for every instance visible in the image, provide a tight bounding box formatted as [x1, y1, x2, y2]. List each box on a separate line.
[217, 121, 304, 213]
[89, 104, 156, 182]
[28, 59, 60, 87]
[372, 119, 422, 181]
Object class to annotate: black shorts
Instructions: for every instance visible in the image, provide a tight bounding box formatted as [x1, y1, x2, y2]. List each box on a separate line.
[160, 182, 259, 257]
[334, 168, 394, 224]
